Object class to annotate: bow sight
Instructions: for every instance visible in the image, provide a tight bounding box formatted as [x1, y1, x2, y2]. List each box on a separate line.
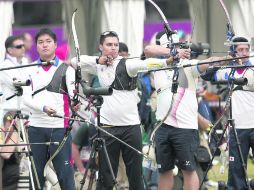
[171, 42, 211, 59]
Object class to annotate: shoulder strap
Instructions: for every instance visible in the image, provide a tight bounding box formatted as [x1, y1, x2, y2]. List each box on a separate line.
[111, 58, 137, 90]
[32, 63, 69, 96]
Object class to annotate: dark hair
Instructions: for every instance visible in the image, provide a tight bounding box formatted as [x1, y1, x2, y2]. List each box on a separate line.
[155, 31, 166, 45]
[35, 28, 57, 43]
[119, 42, 128, 53]
[231, 36, 250, 52]
[99, 31, 119, 44]
[5, 35, 23, 49]
[232, 36, 249, 43]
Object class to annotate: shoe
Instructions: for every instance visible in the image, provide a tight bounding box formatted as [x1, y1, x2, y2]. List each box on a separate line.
[205, 180, 218, 188]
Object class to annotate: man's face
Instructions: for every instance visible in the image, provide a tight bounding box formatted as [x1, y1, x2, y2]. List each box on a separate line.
[24, 33, 33, 51]
[236, 44, 250, 64]
[99, 36, 119, 59]
[8, 39, 25, 59]
[36, 34, 57, 60]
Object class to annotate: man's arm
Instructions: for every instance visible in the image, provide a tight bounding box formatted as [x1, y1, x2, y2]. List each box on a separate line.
[144, 44, 231, 76]
[144, 45, 171, 58]
[198, 113, 212, 131]
[23, 94, 56, 116]
[66, 65, 81, 113]
[71, 123, 90, 174]
[23, 85, 45, 113]
[197, 55, 232, 74]
[71, 55, 98, 75]
[126, 57, 176, 78]
[144, 44, 191, 59]
[66, 66, 76, 98]
[72, 143, 86, 174]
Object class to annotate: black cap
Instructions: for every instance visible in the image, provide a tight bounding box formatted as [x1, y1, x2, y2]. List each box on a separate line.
[232, 36, 249, 43]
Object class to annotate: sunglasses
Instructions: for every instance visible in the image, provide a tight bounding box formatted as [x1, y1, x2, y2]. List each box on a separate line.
[101, 31, 118, 37]
[11, 44, 25, 49]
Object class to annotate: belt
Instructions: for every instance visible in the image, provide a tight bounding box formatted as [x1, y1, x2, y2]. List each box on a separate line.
[101, 124, 113, 128]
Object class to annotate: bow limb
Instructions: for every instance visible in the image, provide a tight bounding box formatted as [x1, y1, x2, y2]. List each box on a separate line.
[149, 93, 176, 143]
[147, 0, 175, 40]
[145, 1, 179, 147]
[218, 0, 234, 35]
[72, 8, 82, 96]
[218, 0, 236, 56]
[147, 0, 179, 60]
[72, 9, 81, 63]
[144, 1, 178, 147]
[43, 135, 69, 177]
[43, 9, 80, 177]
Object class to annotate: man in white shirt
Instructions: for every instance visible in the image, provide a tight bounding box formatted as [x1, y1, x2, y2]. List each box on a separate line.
[0, 35, 30, 124]
[202, 36, 254, 190]
[73, 31, 173, 190]
[24, 28, 76, 190]
[144, 31, 229, 190]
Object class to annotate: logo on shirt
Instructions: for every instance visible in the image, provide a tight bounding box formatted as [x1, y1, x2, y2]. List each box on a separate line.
[185, 161, 191, 166]
[64, 161, 69, 165]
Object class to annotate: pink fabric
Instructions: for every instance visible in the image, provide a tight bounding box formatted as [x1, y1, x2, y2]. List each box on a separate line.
[56, 43, 69, 61]
[236, 68, 246, 75]
[63, 94, 70, 128]
[41, 64, 53, 71]
[171, 88, 185, 127]
[70, 157, 74, 168]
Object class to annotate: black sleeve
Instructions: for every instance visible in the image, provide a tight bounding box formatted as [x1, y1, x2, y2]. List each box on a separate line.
[200, 67, 219, 81]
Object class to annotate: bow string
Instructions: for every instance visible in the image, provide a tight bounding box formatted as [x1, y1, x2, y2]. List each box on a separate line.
[43, 9, 81, 178]
[218, 0, 235, 56]
[146, 0, 178, 146]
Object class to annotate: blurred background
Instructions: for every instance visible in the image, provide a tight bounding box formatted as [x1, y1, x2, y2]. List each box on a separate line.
[1, 0, 254, 62]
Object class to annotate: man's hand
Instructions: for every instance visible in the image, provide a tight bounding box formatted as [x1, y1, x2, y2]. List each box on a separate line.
[98, 55, 114, 66]
[43, 106, 57, 116]
[72, 102, 81, 113]
[220, 55, 233, 65]
[177, 48, 191, 59]
[166, 56, 174, 65]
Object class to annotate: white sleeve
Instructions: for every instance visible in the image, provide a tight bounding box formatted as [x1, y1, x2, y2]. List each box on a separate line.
[23, 66, 76, 112]
[23, 84, 45, 112]
[65, 66, 76, 97]
[126, 58, 167, 77]
[188, 59, 201, 78]
[71, 55, 98, 75]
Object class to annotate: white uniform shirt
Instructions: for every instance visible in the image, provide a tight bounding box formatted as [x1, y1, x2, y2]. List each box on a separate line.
[154, 59, 200, 129]
[215, 61, 254, 129]
[0, 54, 30, 112]
[24, 58, 75, 128]
[75, 55, 167, 126]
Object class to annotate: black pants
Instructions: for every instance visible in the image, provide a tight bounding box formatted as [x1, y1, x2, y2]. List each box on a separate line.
[97, 125, 144, 190]
[2, 156, 20, 190]
[28, 126, 75, 190]
[227, 128, 254, 190]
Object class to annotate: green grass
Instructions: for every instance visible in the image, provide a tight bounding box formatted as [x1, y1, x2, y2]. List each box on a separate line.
[207, 158, 254, 190]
